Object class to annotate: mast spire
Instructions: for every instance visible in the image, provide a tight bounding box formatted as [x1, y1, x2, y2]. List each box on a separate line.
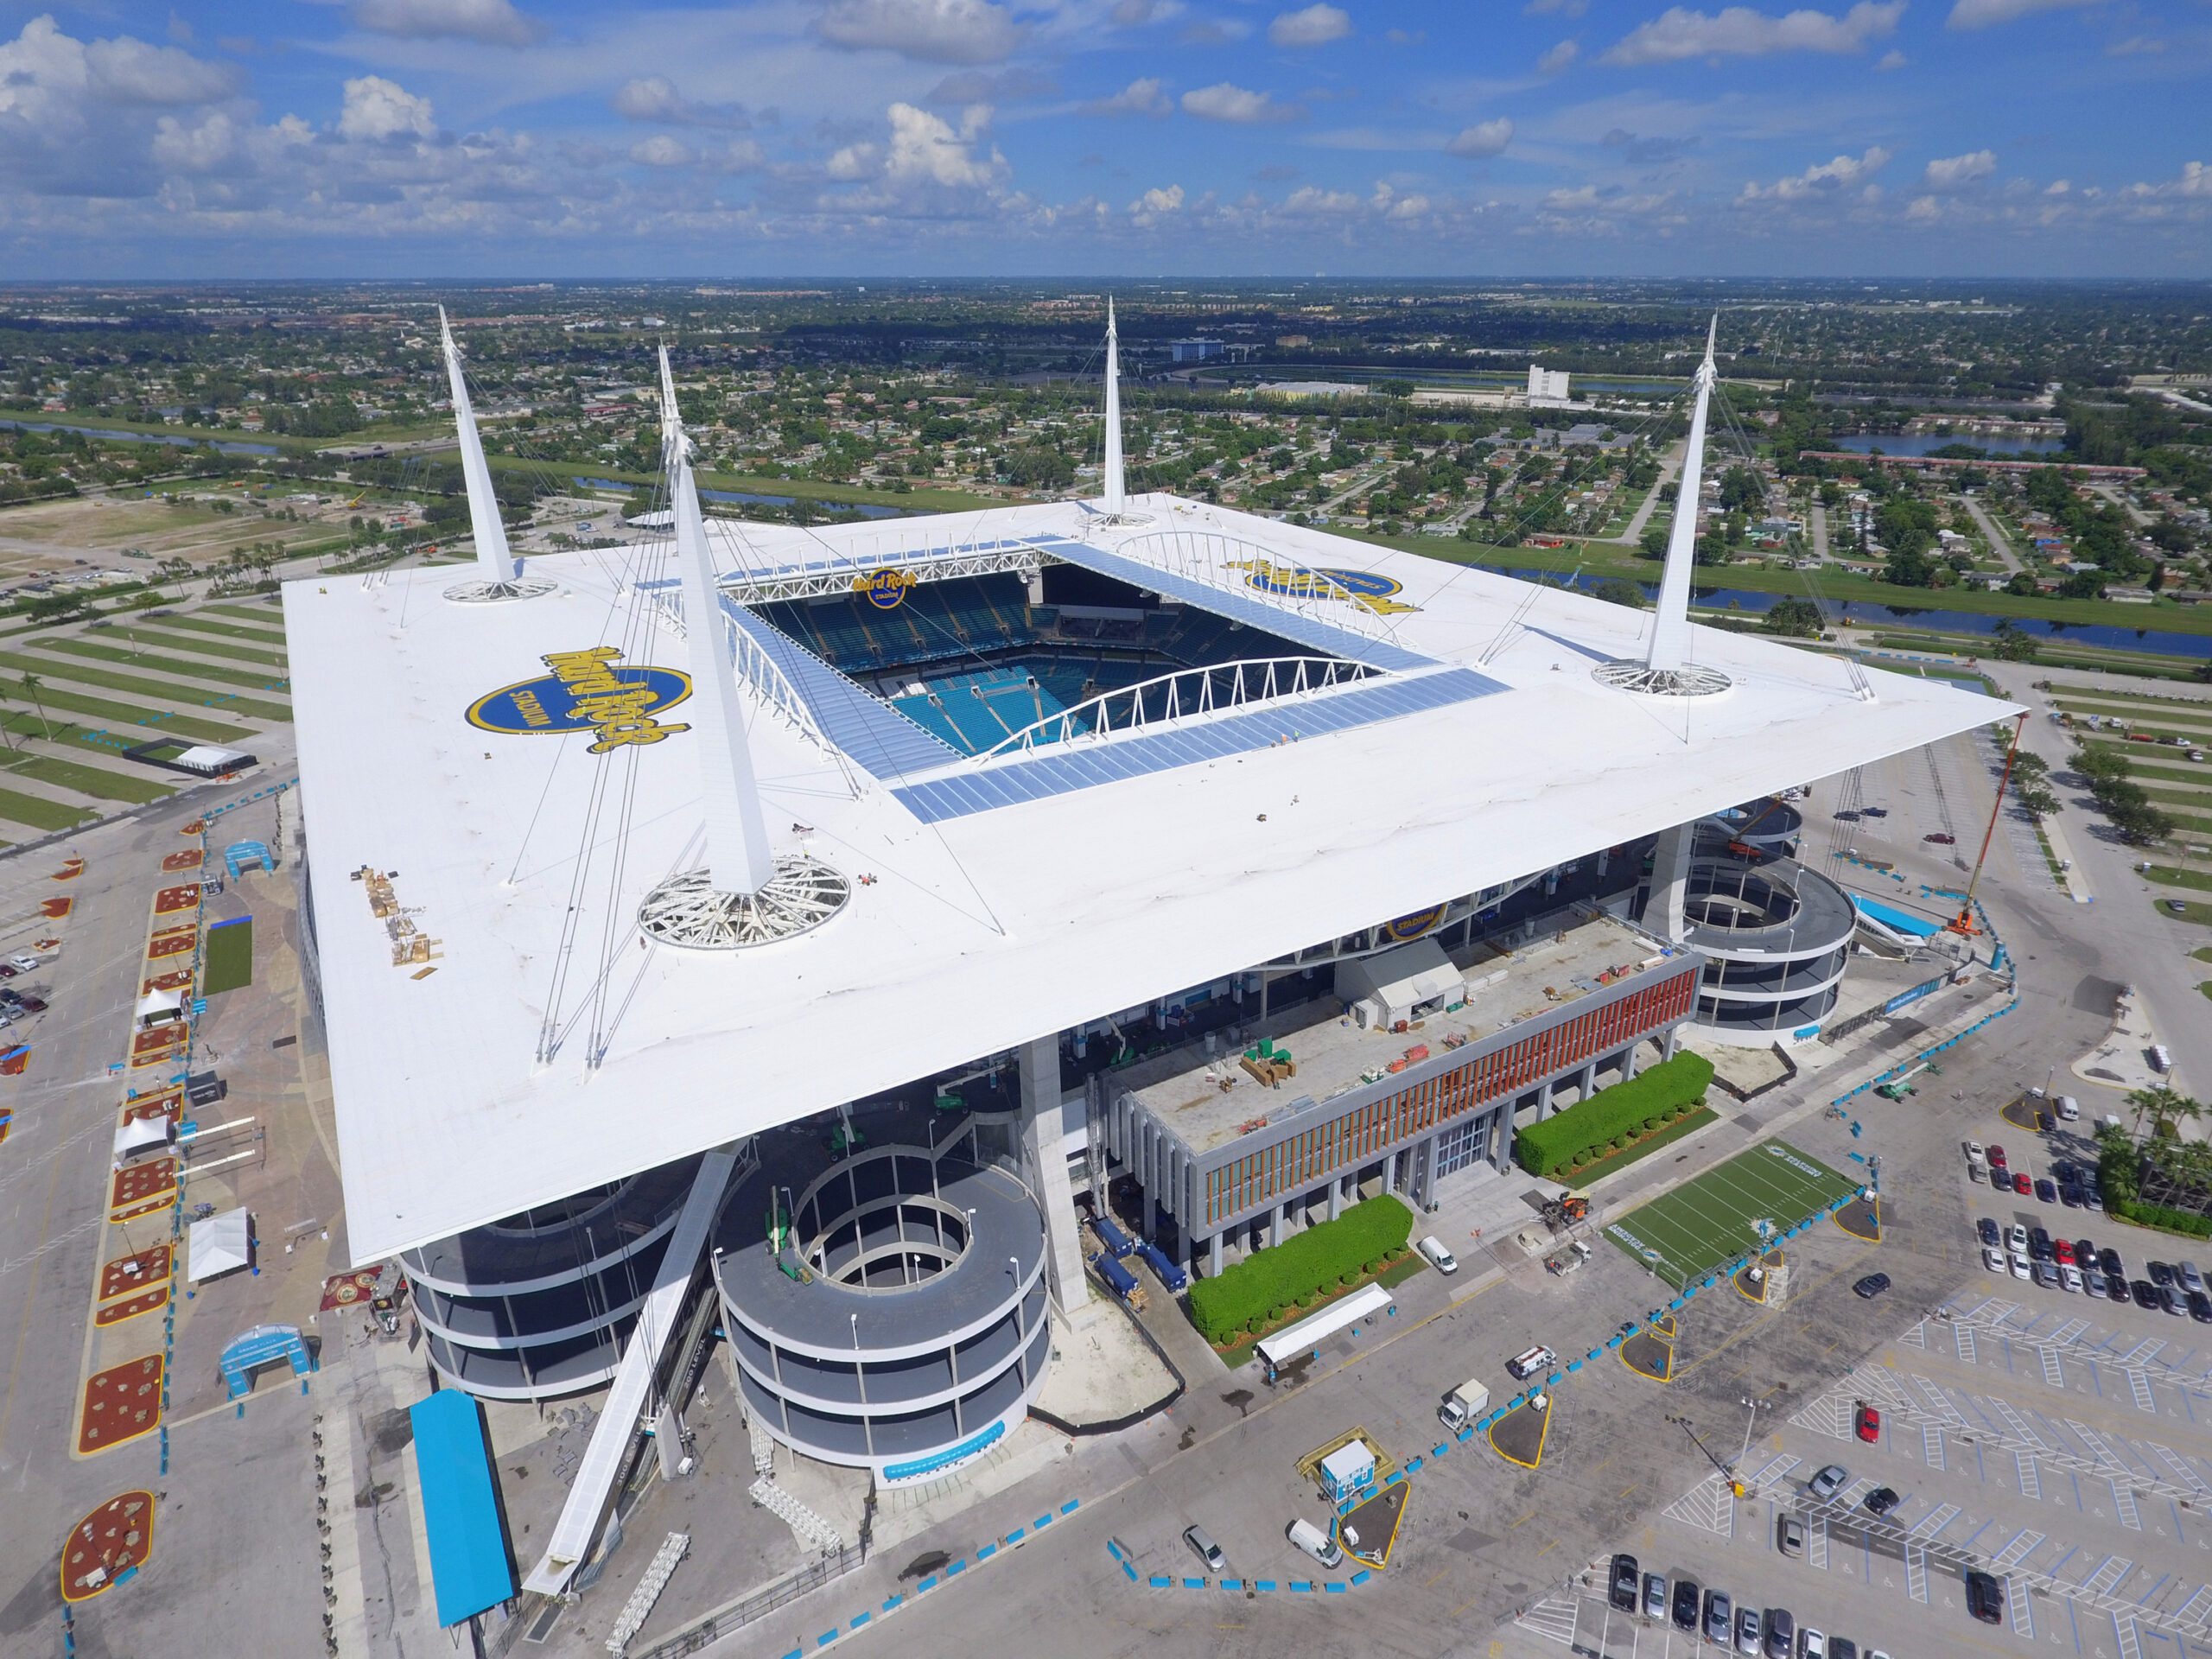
[634, 342, 853, 951]
[1592, 313, 1732, 698]
[437, 304, 552, 602]
[1103, 297, 1124, 517]
[664, 345, 773, 897]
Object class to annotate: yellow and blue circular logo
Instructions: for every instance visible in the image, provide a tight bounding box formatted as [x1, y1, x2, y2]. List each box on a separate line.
[468, 647, 693, 754]
[1384, 906, 1447, 942]
[1229, 560, 1418, 613]
[855, 569, 915, 610]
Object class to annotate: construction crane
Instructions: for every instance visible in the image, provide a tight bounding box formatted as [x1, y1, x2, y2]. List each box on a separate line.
[1947, 711, 2029, 938]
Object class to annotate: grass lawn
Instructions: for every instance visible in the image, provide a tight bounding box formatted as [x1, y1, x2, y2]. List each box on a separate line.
[29, 637, 289, 692]
[6, 660, 289, 721]
[1559, 1108, 1722, 1190]
[0, 752, 171, 804]
[100, 626, 288, 669]
[0, 785, 94, 831]
[202, 602, 287, 625]
[1601, 1139, 1860, 1288]
[0, 684, 248, 743]
[2147, 866, 2212, 893]
[156, 613, 287, 648]
[202, 918, 253, 995]
[2154, 896, 2212, 925]
[1208, 1249, 1427, 1372]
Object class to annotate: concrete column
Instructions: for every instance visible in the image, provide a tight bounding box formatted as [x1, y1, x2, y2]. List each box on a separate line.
[1645, 819, 1696, 943]
[1619, 1043, 1640, 1083]
[1328, 1177, 1343, 1222]
[1577, 1062, 1597, 1102]
[1017, 1035, 1088, 1313]
[1538, 1078, 1555, 1116]
[1385, 1149, 1400, 1193]
[1419, 1138, 1438, 1211]
[1663, 1026, 1681, 1062]
[1210, 1232, 1223, 1276]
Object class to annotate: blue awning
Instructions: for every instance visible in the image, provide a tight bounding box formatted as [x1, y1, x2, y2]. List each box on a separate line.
[409, 1391, 516, 1627]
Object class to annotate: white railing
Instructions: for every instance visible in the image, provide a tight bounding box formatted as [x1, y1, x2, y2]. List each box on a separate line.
[1111, 527, 1402, 641]
[642, 588, 838, 758]
[971, 656, 1385, 761]
[606, 1533, 689, 1655]
[749, 1476, 843, 1552]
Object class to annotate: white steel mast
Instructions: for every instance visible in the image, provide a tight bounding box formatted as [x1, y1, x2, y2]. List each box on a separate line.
[1593, 313, 1732, 698]
[437, 305, 551, 601]
[1103, 297, 1125, 516]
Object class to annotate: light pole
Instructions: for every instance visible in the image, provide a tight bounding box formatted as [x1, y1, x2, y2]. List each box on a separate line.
[1736, 1396, 1767, 1471]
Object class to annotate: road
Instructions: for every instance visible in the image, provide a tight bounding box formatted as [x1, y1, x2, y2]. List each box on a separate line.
[1963, 496, 2026, 575]
[1606, 437, 1687, 547]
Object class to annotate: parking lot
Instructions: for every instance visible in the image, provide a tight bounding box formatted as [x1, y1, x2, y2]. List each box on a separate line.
[1503, 1131, 2212, 1659]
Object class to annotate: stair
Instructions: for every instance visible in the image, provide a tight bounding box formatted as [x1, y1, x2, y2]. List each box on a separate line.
[749, 1477, 842, 1553]
[605, 1532, 689, 1655]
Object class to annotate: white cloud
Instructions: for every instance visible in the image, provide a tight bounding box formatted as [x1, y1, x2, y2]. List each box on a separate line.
[1738, 145, 1890, 200]
[1283, 185, 1362, 212]
[1086, 77, 1173, 116]
[1111, 0, 1183, 22]
[1923, 149, 1995, 188]
[817, 0, 1023, 63]
[1905, 194, 1940, 220]
[882, 100, 1006, 188]
[2107, 35, 2164, 54]
[1946, 0, 2095, 29]
[1181, 18, 1253, 43]
[826, 140, 880, 178]
[1182, 83, 1299, 123]
[1604, 2, 1904, 64]
[349, 0, 547, 47]
[629, 135, 696, 167]
[152, 110, 238, 173]
[612, 77, 751, 130]
[1129, 182, 1185, 223]
[1268, 4, 1351, 46]
[1877, 47, 1907, 67]
[1446, 118, 1514, 157]
[2044, 178, 2069, 194]
[1526, 0, 1590, 15]
[1537, 39, 1580, 71]
[337, 74, 435, 143]
[2121, 161, 2212, 200]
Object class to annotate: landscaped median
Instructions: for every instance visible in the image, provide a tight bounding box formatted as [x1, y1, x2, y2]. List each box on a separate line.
[1187, 1195, 1414, 1355]
[1513, 1052, 1717, 1181]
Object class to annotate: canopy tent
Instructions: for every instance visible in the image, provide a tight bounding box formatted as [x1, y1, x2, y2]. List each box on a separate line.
[134, 988, 185, 1030]
[188, 1208, 251, 1282]
[113, 1116, 173, 1161]
[172, 745, 252, 775]
[1334, 938, 1466, 1031]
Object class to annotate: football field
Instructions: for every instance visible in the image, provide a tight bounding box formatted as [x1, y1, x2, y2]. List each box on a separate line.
[1601, 1140, 1862, 1287]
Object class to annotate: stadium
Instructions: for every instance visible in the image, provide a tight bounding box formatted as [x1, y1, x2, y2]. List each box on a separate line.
[286, 312, 2011, 1592]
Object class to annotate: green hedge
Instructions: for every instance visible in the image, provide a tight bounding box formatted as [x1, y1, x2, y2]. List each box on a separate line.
[1186, 1195, 1414, 1345]
[2113, 1197, 2212, 1239]
[1513, 1052, 1718, 1179]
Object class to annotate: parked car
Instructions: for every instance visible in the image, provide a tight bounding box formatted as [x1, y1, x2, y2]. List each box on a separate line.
[3, 953, 36, 973]
[2013, 1172, 2034, 1196]
[1853, 1274, 1891, 1300]
[2086, 1269, 2108, 1299]
[1764, 1607, 1795, 1659]
[1925, 832, 1955, 843]
[2182, 1262, 2205, 1294]
[1675, 1578, 1701, 1630]
[2164, 1285, 2189, 1318]
[1802, 1630, 1827, 1659]
[1508, 1345, 1557, 1381]
[1416, 1236, 1458, 1274]
[2054, 1239, 2075, 1266]
[0, 988, 44, 1012]
[1988, 1143, 2008, 1170]
[2061, 1263, 2084, 1294]
[2189, 1291, 2212, 1325]
[1982, 1245, 2007, 1273]
[1808, 1464, 1849, 1500]
[2151, 1261, 2177, 1287]
[2133, 1280, 2163, 1309]
[1855, 1404, 1881, 1443]
[2028, 1228, 2054, 1261]
[2107, 1275, 2133, 1305]
[2036, 1179, 2060, 1205]
[1831, 1638, 1859, 1659]
[1645, 1573, 1667, 1618]
[2009, 1251, 2033, 1280]
[2075, 1237, 2099, 1266]
[1286, 1518, 1342, 1567]
[1738, 1605, 1763, 1655]
[1610, 1554, 1641, 1611]
[1967, 1570, 2005, 1624]
[1865, 1486, 1901, 1516]
[1779, 1516, 1805, 1557]
[1863, 806, 1888, 817]
[1976, 1217, 2000, 1248]
[2006, 1223, 2028, 1253]
[1707, 1589, 1734, 1643]
[2100, 1247, 2124, 1278]
[1183, 1525, 1226, 1573]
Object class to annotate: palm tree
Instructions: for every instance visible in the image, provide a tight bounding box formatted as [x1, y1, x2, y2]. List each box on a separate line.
[20, 672, 52, 742]
[2128, 1084, 2186, 1141]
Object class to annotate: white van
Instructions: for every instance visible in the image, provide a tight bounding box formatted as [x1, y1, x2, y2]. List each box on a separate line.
[1417, 1236, 1459, 1274]
[2055, 1096, 2081, 1122]
[1286, 1517, 1343, 1568]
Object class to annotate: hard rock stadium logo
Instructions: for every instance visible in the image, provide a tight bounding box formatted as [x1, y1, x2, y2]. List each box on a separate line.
[1225, 560, 1419, 615]
[467, 647, 693, 753]
[853, 569, 915, 610]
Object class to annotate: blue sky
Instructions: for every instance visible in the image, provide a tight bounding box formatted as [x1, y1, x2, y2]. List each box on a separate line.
[0, 0, 2203, 276]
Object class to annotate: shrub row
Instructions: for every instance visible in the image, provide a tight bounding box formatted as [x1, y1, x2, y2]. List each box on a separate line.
[1186, 1194, 1414, 1345]
[2113, 1197, 2212, 1239]
[1514, 1052, 1718, 1179]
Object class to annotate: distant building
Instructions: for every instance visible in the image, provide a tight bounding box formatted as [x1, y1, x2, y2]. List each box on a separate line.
[1275, 334, 1312, 347]
[1172, 339, 1224, 363]
[1255, 380, 1367, 400]
[1527, 365, 1572, 406]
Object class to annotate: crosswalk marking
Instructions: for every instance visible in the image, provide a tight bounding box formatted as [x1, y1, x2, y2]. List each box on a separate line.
[2171, 1586, 2212, 1625]
[1907, 1543, 1929, 1604]
[2115, 1612, 2143, 1659]
[1991, 1529, 2046, 1569]
[2113, 1482, 2142, 1531]
[1661, 1472, 1735, 1537]
[1923, 1422, 1946, 1470]
[1956, 1323, 1978, 1364]
[2016, 1449, 2042, 1499]
[2083, 1556, 2135, 1596]
[2041, 1347, 2066, 1388]
[2117, 1339, 2164, 1370]
[2052, 1318, 2093, 1344]
[1516, 1597, 1580, 1645]
[2129, 1370, 2157, 1413]
[2010, 1573, 2035, 1637]
[1903, 1319, 1929, 1350]
[1909, 1503, 1962, 1538]
[1741, 1452, 1802, 1491]
[1914, 1374, 1971, 1426]
[1992, 1397, 2053, 1450]
[2150, 1443, 2212, 1495]
[1809, 1516, 1828, 1572]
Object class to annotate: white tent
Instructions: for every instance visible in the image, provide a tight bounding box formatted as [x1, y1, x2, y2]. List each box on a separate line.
[1334, 938, 1466, 1031]
[113, 1116, 173, 1161]
[171, 745, 251, 775]
[188, 1207, 251, 1282]
[134, 988, 184, 1029]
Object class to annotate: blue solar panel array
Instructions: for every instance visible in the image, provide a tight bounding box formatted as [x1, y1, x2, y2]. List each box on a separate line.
[887, 666, 1500, 824]
[1046, 539, 1435, 673]
[719, 597, 963, 779]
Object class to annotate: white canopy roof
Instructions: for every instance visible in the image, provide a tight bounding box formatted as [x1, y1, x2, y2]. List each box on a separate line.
[134, 988, 183, 1026]
[1336, 938, 1464, 1017]
[286, 493, 2017, 1264]
[114, 1116, 173, 1160]
[188, 1208, 251, 1281]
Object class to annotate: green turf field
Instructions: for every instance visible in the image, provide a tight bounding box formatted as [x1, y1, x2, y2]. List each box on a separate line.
[202, 917, 253, 996]
[1603, 1139, 1861, 1287]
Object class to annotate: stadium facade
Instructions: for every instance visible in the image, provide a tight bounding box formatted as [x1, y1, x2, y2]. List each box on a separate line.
[288, 314, 2010, 1589]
